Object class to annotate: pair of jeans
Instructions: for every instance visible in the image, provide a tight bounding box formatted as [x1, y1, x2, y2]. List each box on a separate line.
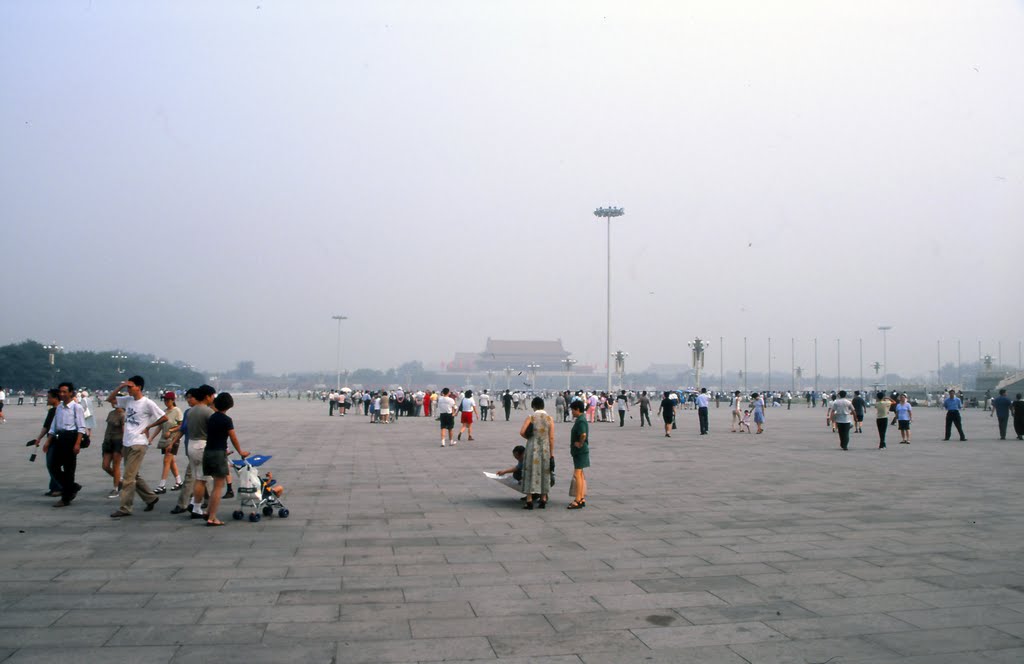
[640, 408, 651, 427]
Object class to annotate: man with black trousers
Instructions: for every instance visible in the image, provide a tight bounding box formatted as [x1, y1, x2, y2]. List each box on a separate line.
[696, 387, 711, 435]
[943, 389, 967, 441]
[44, 382, 85, 507]
[502, 389, 513, 421]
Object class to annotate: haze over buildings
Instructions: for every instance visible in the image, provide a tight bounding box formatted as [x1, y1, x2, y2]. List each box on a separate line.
[1, 1, 1021, 378]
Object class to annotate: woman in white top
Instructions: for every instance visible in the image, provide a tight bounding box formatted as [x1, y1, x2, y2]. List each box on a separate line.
[730, 390, 742, 432]
[457, 390, 479, 442]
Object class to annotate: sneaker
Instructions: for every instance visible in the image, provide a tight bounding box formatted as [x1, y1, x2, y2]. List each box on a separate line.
[440, 441, 446, 447]
[154, 486, 167, 494]
[107, 488, 120, 498]
[223, 490, 234, 499]
[170, 482, 184, 491]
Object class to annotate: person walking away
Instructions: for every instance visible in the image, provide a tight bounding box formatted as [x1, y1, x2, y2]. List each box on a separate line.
[895, 393, 913, 443]
[851, 391, 867, 433]
[696, 387, 710, 435]
[110, 376, 167, 518]
[479, 390, 491, 421]
[992, 389, 1012, 440]
[616, 390, 629, 427]
[874, 391, 893, 448]
[829, 390, 856, 450]
[44, 382, 85, 507]
[657, 391, 676, 438]
[153, 392, 183, 494]
[1012, 393, 1024, 440]
[457, 389, 478, 442]
[943, 388, 967, 441]
[568, 400, 589, 509]
[730, 390, 742, 432]
[437, 388, 457, 447]
[502, 389, 513, 421]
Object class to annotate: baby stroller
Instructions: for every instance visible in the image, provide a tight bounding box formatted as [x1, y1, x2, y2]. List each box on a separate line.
[230, 455, 290, 522]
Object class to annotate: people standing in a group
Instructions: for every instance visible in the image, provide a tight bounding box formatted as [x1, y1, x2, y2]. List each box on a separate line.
[751, 392, 766, 434]
[616, 390, 629, 427]
[696, 387, 710, 435]
[851, 391, 866, 434]
[991, 389, 1012, 440]
[638, 391, 652, 427]
[943, 388, 967, 441]
[586, 392, 598, 423]
[895, 393, 913, 443]
[657, 391, 676, 438]
[110, 376, 168, 518]
[479, 390, 491, 421]
[828, 390, 856, 450]
[44, 383, 85, 507]
[153, 392, 183, 494]
[874, 391, 892, 449]
[519, 396, 554, 510]
[568, 400, 588, 509]
[502, 389, 513, 421]
[456, 389, 478, 442]
[730, 390, 742, 432]
[176, 384, 216, 518]
[437, 387, 457, 447]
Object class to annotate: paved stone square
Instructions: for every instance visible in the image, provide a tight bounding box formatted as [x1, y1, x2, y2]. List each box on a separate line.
[1, 397, 1023, 663]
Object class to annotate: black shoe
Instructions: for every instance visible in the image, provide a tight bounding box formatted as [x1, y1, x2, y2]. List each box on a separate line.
[960, 438, 967, 442]
[110, 511, 130, 518]
[170, 506, 189, 514]
[153, 486, 167, 494]
[522, 502, 533, 510]
[223, 490, 234, 499]
[190, 511, 209, 519]
[44, 490, 62, 497]
[144, 497, 158, 512]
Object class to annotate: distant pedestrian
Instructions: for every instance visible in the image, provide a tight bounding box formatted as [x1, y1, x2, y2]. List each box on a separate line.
[829, 390, 855, 450]
[1013, 393, 1024, 440]
[456, 389, 478, 442]
[874, 391, 893, 448]
[437, 388, 457, 447]
[502, 390, 513, 421]
[751, 393, 766, 434]
[695, 388, 710, 435]
[615, 390, 629, 427]
[942, 389, 967, 441]
[895, 393, 913, 443]
[851, 391, 866, 433]
[991, 389, 1012, 440]
[730, 390, 742, 432]
[657, 392, 675, 438]
[638, 391, 652, 427]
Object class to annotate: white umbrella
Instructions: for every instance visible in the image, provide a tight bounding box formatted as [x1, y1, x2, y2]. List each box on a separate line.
[339, 387, 352, 393]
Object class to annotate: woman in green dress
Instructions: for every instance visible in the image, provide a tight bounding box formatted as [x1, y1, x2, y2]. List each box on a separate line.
[568, 400, 589, 509]
[519, 396, 554, 509]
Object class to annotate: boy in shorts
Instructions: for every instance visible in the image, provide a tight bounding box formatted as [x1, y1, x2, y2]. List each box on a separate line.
[437, 388, 456, 447]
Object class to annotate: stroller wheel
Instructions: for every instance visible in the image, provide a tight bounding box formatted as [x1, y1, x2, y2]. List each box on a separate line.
[262, 506, 274, 517]
[232, 510, 244, 521]
[248, 513, 261, 523]
[278, 508, 290, 518]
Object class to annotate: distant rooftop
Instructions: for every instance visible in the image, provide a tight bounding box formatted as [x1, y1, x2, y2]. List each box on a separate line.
[482, 338, 568, 356]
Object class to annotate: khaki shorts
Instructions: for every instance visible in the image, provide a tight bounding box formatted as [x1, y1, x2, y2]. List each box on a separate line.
[187, 440, 212, 481]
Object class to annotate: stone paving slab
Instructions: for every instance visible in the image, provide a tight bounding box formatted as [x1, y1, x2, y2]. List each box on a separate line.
[1, 398, 1023, 662]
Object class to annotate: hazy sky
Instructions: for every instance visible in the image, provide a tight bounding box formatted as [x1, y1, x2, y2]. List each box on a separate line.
[2, 1, 1022, 380]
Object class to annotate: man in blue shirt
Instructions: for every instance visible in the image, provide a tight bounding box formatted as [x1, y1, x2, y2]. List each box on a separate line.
[991, 388, 1013, 440]
[943, 389, 967, 441]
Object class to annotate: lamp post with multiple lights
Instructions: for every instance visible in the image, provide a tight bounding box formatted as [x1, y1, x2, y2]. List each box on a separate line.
[688, 338, 708, 391]
[612, 350, 628, 391]
[331, 315, 348, 391]
[112, 352, 127, 376]
[878, 325, 892, 393]
[593, 205, 624, 394]
[561, 358, 577, 391]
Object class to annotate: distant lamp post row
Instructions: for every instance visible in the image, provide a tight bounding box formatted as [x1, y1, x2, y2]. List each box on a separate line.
[526, 363, 541, 392]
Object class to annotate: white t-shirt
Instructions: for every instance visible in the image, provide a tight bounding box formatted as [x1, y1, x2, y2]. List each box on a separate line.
[123, 396, 165, 447]
[0, 390, 6, 402]
[831, 398, 855, 424]
[437, 396, 456, 415]
[459, 396, 476, 412]
[479, 394, 491, 407]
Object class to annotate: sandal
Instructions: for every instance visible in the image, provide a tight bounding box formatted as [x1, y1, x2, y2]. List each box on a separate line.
[538, 499, 547, 509]
[206, 520, 225, 527]
[522, 501, 533, 510]
[567, 501, 584, 510]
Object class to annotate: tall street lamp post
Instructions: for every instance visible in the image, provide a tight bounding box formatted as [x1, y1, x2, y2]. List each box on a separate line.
[526, 363, 540, 393]
[612, 350, 628, 391]
[562, 358, 577, 391]
[331, 315, 348, 391]
[593, 205, 624, 395]
[43, 343, 63, 385]
[688, 338, 707, 391]
[112, 352, 127, 376]
[878, 325, 892, 393]
[504, 365, 514, 392]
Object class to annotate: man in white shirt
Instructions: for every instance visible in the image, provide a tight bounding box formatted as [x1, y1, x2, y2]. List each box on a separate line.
[696, 388, 711, 435]
[0, 386, 6, 422]
[478, 390, 491, 421]
[44, 381, 86, 507]
[436, 387, 457, 447]
[828, 390, 856, 451]
[111, 375, 168, 518]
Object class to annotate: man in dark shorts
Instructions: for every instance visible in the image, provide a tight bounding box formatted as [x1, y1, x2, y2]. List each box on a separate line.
[657, 391, 676, 438]
[437, 387, 456, 447]
[851, 391, 867, 434]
